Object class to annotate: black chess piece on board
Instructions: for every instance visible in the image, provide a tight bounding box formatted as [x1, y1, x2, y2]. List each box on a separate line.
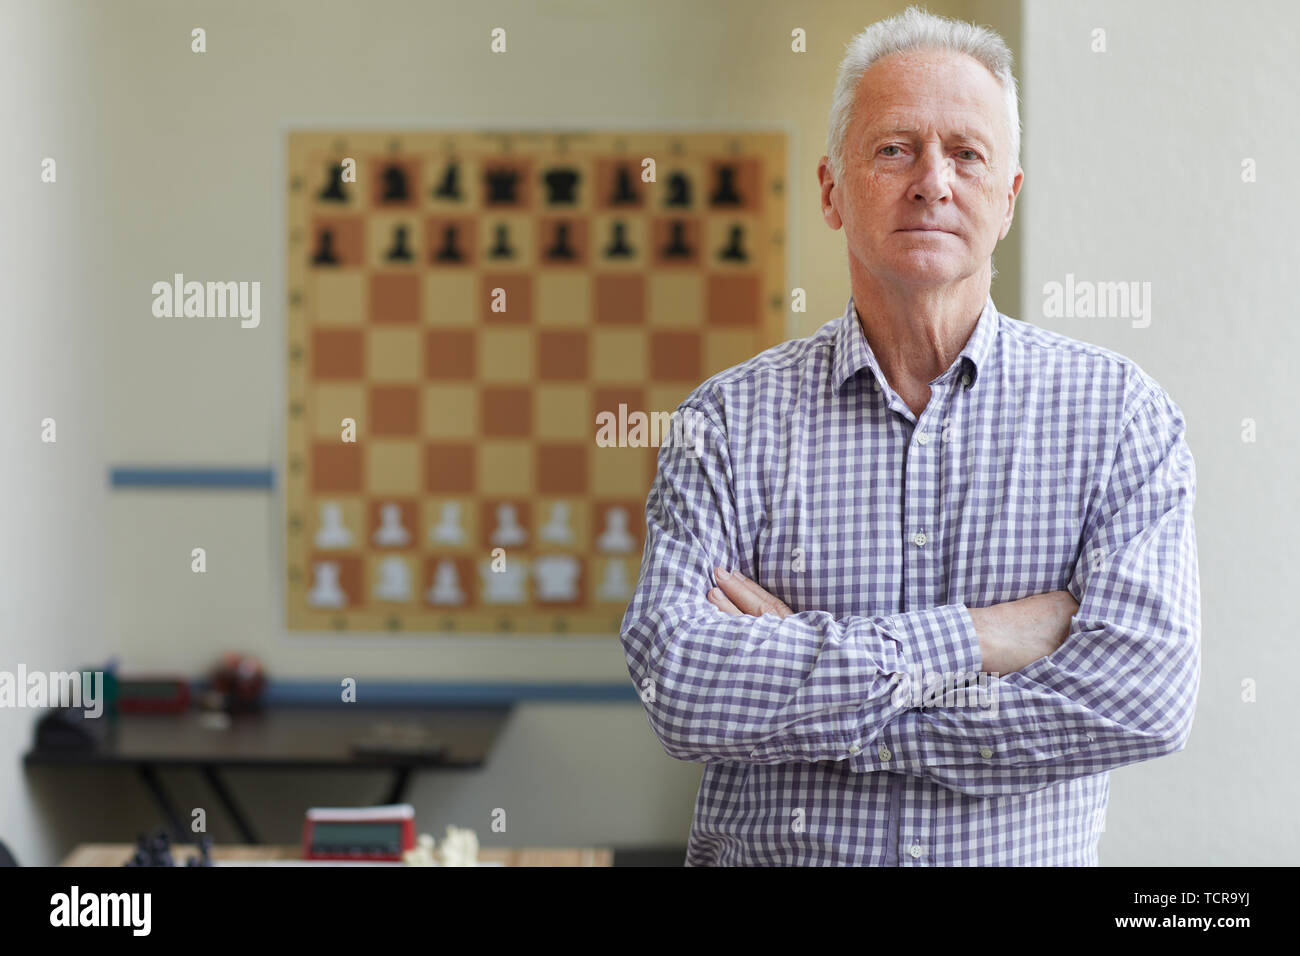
[717, 224, 749, 262]
[609, 166, 639, 205]
[385, 225, 413, 262]
[661, 221, 693, 259]
[381, 164, 409, 202]
[603, 221, 635, 259]
[488, 223, 515, 259]
[312, 229, 339, 266]
[486, 167, 520, 205]
[318, 162, 347, 201]
[544, 222, 577, 260]
[434, 225, 465, 263]
[434, 162, 462, 200]
[665, 172, 692, 207]
[544, 167, 580, 204]
[710, 164, 743, 206]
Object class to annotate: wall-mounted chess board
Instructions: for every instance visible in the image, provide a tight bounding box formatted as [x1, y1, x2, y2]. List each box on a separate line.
[286, 129, 787, 634]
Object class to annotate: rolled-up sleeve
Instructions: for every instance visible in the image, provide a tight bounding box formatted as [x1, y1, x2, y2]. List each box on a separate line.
[619, 400, 982, 765]
[856, 386, 1201, 797]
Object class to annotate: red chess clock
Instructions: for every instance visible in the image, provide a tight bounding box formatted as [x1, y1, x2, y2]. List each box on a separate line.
[302, 804, 416, 861]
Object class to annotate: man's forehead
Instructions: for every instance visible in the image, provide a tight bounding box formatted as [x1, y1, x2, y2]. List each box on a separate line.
[856, 51, 1002, 112]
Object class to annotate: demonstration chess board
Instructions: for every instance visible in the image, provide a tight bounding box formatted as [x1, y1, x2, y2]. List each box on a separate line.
[286, 129, 787, 634]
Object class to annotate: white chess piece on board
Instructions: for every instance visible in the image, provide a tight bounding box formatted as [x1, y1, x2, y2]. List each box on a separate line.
[315, 502, 353, 548]
[373, 502, 411, 546]
[480, 558, 527, 603]
[430, 502, 467, 545]
[596, 506, 635, 553]
[534, 554, 580, 601]
[375, 556, 412, 600]
[427, 559, 466, 605]
[489, 503, 528, 547]
[307, 561, 347, 607]
[597, 559, 632, 601]
[539, 502, 574, 544]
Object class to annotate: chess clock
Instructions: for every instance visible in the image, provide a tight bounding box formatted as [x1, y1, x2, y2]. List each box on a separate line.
[302, 803, 416, 861]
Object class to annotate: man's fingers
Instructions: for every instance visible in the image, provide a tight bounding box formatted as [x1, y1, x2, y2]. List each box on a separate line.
[707, 586, 742, 615]
[713, 567, 793, 618]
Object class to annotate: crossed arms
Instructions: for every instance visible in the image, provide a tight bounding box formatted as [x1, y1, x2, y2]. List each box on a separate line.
[618, 390, 1201, 799]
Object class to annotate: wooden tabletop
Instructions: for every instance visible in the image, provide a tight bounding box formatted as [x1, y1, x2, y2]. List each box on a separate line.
[61, 843, 611, 867]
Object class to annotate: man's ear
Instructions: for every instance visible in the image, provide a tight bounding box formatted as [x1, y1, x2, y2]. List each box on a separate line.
[999, 167, 1024, 240]
[818, 156, 843, 230]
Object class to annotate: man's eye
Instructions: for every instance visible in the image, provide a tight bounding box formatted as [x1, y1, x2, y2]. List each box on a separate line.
[879, 145, 902, 157]
[958, 149, 980, 161]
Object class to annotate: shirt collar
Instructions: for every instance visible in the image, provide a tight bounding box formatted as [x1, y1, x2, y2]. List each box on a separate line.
[831, 293, 999, 396]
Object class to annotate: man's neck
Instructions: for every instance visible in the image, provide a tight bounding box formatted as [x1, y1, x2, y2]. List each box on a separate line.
[850, 270, 989, 396]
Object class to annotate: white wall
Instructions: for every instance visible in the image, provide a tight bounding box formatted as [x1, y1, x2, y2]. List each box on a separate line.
[1020, 0, 1299, 864]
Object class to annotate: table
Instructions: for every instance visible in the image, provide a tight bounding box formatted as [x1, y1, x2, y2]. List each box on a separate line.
[61, 843, 612, 867]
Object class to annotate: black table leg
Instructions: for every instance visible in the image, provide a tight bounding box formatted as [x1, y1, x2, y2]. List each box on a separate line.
[200, 764, 261, 844]
[382, 766, 411, 805]
[135, 763, 190, 844]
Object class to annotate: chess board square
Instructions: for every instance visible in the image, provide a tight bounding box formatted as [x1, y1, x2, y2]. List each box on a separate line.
[647, 385, 697, 416]
[703, 215, 759, 270]
[535, 272, 592, 326]
[423, 497, 476, 551]
[424, 442, 476, 494]
[370, 156, 421, 208]
[479, 441, 533, 496]
[311, 441, 364, 493]
[367, 498, 419, 549]
[310, 216, 364, 268]
[423, 555, 476, 609]
[480, 385, 532, 438]
[480, 499, 532, 551]
[705, 157, 761, 212]
[366, 441, 421, 495]
[591, 556, 637, 605]
[538, 157, 593, 211]
[307, 151, 360, 208]
[652, 158, 706, 212]
[422, 272, 476, 325]
[312, 329, 365, 380]
[648, 273, 704, 327]
[534, 497, 587, 552]
[706, 273, 760, 326]
[479, 329, 534, 382]
[367, 215, 421, 269]
[704, 329, 760, 377]
[422, 384, 477, 439]
[590, 330, 646, 382]
[307, 496, 364, 552]
[537, 330, 588, 381]
[425, 216, 477, 269]
[592, 387, 646, 443]
[313, 384, 365, 438]
[313, 272, 365, 324]
[480, 273, 534, 324]
[367, 328, 422, 381]
[591, 443, 652, 497]
[424, 329, 477, 380]
[369, 273, 420, 324]
[650, 331, 702, 382]
[368, 385, 420, 437]
[537, 216, 588, 268]
[534, 385, 590, 441]
[536, 442, 588, 495]
[305, 554, 364, 609]
[591, 499, 646, 556]
[593, 274, 645, 324]
[479, 214, 536, 269]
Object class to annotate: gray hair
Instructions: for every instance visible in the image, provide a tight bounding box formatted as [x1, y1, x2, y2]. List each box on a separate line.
[826, 6, 1021, 187]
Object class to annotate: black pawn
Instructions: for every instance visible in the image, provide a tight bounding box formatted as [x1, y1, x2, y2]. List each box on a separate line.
[665, 172, 691, 207]
[603, 221, 634, 259]
[381, 164, 409, 202]
[318, 162, 347, 202]
[661, 221, 693, 259]
[433, 163, 462, 201]
[710, 165, 743, 206]
[312, 229, 339, 265]
[717, 224, 749, 263]
[434, 225, 464, 263]
[609, 167, 639, 205]
[544, 222, 577, 261]
[385, 225, 413, 262]
[488, 224, 515, 259]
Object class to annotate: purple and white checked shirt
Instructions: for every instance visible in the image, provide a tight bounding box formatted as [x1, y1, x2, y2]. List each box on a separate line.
[619, 295, 1200, 866]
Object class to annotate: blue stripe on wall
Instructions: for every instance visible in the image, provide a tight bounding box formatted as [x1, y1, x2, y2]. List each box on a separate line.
[110, 467, 275, 489]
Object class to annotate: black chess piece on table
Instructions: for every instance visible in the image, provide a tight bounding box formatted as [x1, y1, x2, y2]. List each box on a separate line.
[186, 835, 214, 867]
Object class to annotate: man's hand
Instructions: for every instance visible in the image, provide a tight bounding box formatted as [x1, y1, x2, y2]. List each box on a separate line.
[707, 567, 794, 619]
[968, 591, 1079, 674]
[707, 565, 1077, 676]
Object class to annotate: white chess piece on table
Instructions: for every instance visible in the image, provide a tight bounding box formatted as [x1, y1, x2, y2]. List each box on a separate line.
[375, 556, 412, 600]
[315, 502, 352, 548]
[430, 502, 466, 545]
[596, 506, 635, 553]
[489, 503, 528, 547]
[373, 503, 411, 546]
[597, 559, 632, 600]
[307, 561, 347, 607]
[480, 559, 527, 603]
[427, 559, 466, 605]
[534, 554, 580, 601]
[539, 502, 574, 544]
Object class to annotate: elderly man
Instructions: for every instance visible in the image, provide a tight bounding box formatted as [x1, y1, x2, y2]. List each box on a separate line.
[619, 6, 1200, 866]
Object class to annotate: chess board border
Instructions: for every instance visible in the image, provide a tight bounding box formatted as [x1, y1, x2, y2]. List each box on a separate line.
[280, 120, 796, 637]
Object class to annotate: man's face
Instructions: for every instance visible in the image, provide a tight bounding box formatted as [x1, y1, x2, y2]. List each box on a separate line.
[819, 48, 1023, 289]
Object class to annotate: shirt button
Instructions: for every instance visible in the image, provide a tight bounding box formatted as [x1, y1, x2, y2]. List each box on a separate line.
[961, 373, 971, 387]
[848, 743, 861, 754]
[912, 532, 927, 547]
[872, 379, 881, 392]
[979, 746, 994, 758]
[916, 432, 929, 446]
[878, 745, 892, 761]
[909, 845, 923, 859]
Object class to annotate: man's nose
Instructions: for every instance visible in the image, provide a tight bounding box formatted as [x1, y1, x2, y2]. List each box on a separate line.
[911, 148, 954, 203]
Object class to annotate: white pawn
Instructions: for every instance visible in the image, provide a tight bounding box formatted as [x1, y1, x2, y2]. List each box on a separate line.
[374, 503, 411, 546]
[597, 559, 632, 601]
[307, 561, 347, 607]
[539, 502, 574, 544]
[430, 502, 466, 545]
[489, 503, 528, 547]
[480, 558, 527, 603]
[315, 502, 352, 548]
[596, 506, 635, 553]
[427, 559, 466, 605]
[375, 556, 412, 601]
